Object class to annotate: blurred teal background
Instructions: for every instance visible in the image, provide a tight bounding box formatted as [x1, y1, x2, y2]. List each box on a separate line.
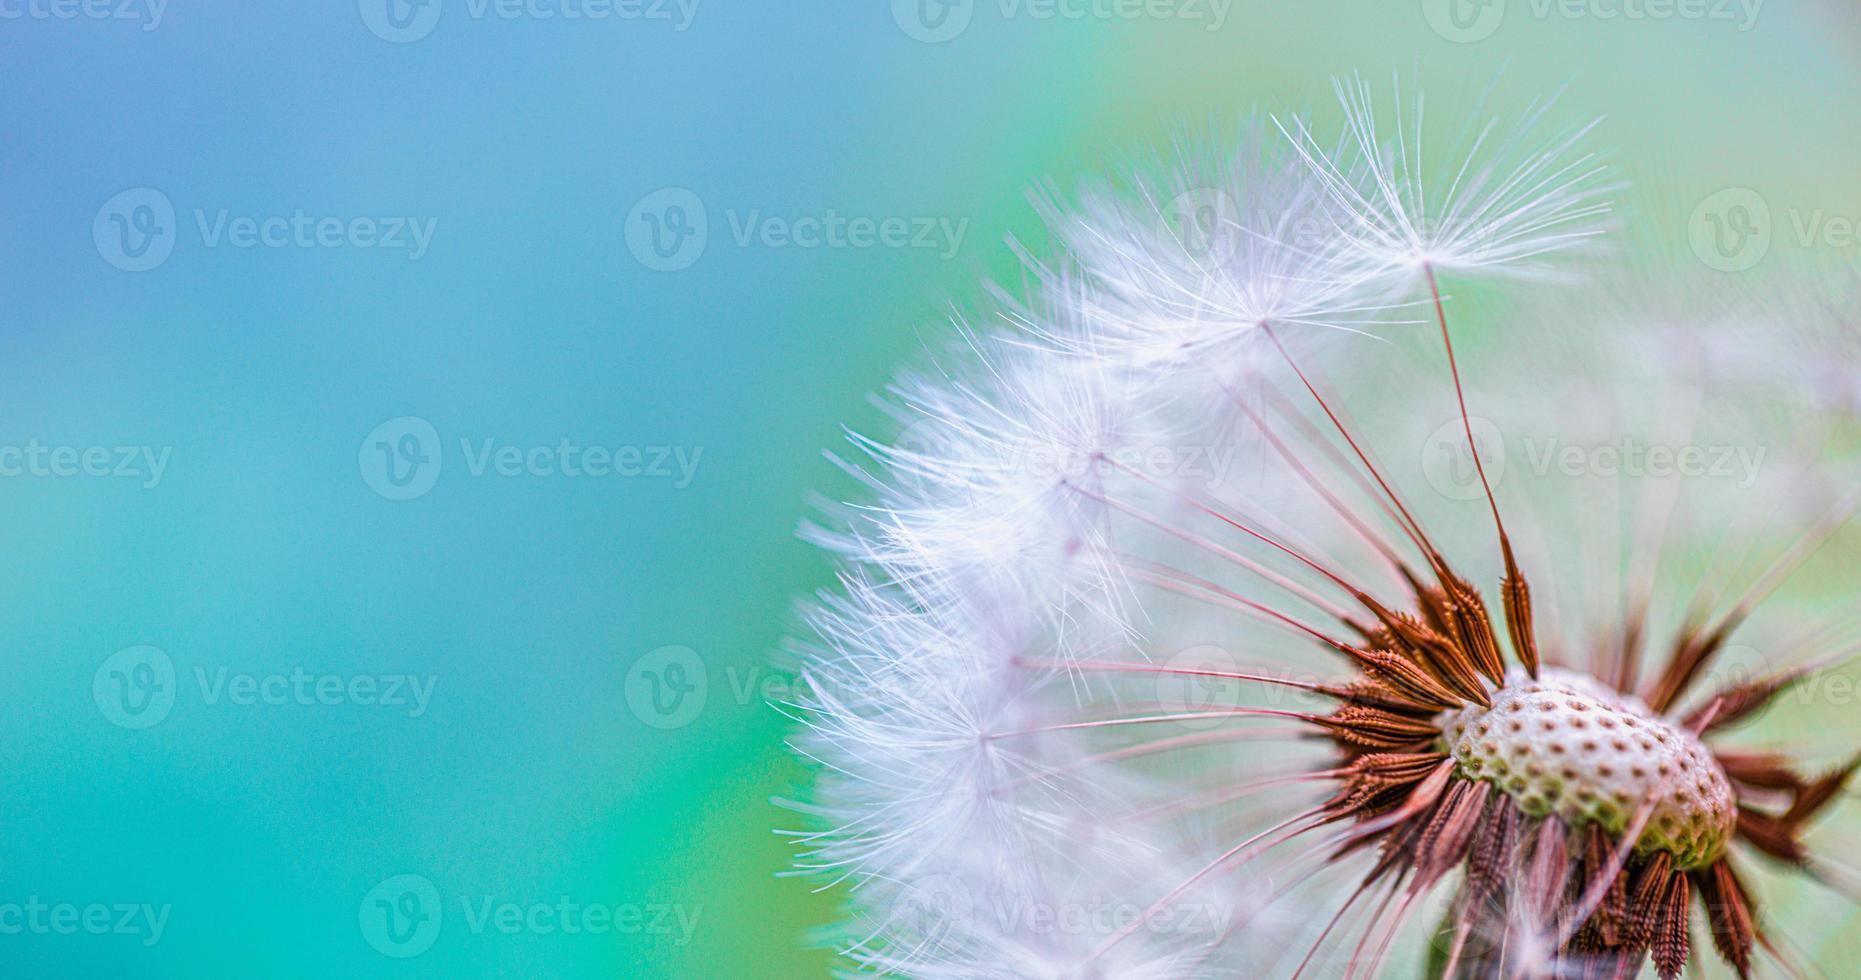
[3, 1, 1861, 976]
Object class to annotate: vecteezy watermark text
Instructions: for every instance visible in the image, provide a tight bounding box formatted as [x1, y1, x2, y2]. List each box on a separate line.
[358, 874, 700, 958]
[94, 188, 438, 272]
[0, 440, 170, 489]
[0, 898, 170, 947]
[194, 210, 437, 259]
[458, 896, 700, 942]
[624, 187, 968, 272]
[880, 874, 1237, 951]
[1520, 437, 1765, 488]
[891, 0, 1234, 43]
[93, 645, 438, 729]
[360, 0, 700, 43]
[457, 439, 702, 485]
[358, 417, 702, 500]
[0, 0, 166, 30]
[194, 667, 436, 716]
[1420, 417, 1767, 500]
[1423, 0, 1762, 43]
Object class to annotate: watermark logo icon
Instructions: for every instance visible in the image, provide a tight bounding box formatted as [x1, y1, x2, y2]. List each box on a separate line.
[360, 0, 443, 42]
[94, 645, 176, 729]
[360, 874, 443, 957]
[1696, 643, 1772, 726]
[1156, 644, 1243, 730]
[1422, 416, 1505, 501]
[94, 188, 176, 272]
[1689, 187, 1770, 272]
[1423, 0, 1505, 42]
[624, 645, 707, 729]
[892, 0, 972, 42]
[625, 188, 708, 272]
[1160, 188, 1243, 265]
[887, 874, 975, 948]
[359, 417, 443, 501]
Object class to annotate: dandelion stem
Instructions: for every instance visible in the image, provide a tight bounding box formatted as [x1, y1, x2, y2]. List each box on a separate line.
[1261, 322, 1443, 564]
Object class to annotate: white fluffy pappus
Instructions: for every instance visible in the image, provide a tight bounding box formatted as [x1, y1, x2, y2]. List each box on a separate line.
[1025, 123, 1385, 378]
[1277, 74, 1619, 282]
[783, 79, 1861, 979]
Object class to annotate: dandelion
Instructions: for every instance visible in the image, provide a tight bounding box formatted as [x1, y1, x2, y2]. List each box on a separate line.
[786, 82, 1861, 978]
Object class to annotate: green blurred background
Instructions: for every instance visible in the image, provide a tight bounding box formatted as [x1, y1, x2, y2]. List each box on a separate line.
[4, 1, 1861, 975]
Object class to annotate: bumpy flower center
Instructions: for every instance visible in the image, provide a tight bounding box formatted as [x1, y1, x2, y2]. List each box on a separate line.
[1439, 667, 1735, 869]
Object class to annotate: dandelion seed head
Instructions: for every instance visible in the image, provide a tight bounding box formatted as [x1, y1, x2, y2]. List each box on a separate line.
[1442, 667, 1736, 869]
[788, 79, 1858, 980]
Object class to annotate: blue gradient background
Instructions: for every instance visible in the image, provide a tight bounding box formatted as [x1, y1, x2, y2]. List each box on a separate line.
[4, 1, 1861, 976]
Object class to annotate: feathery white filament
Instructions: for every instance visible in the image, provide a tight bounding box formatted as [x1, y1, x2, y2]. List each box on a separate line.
[1277, 75, 1617, 280]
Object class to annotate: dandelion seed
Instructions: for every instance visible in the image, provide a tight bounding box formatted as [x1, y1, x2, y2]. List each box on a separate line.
[1278, 74, 1618, 281]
